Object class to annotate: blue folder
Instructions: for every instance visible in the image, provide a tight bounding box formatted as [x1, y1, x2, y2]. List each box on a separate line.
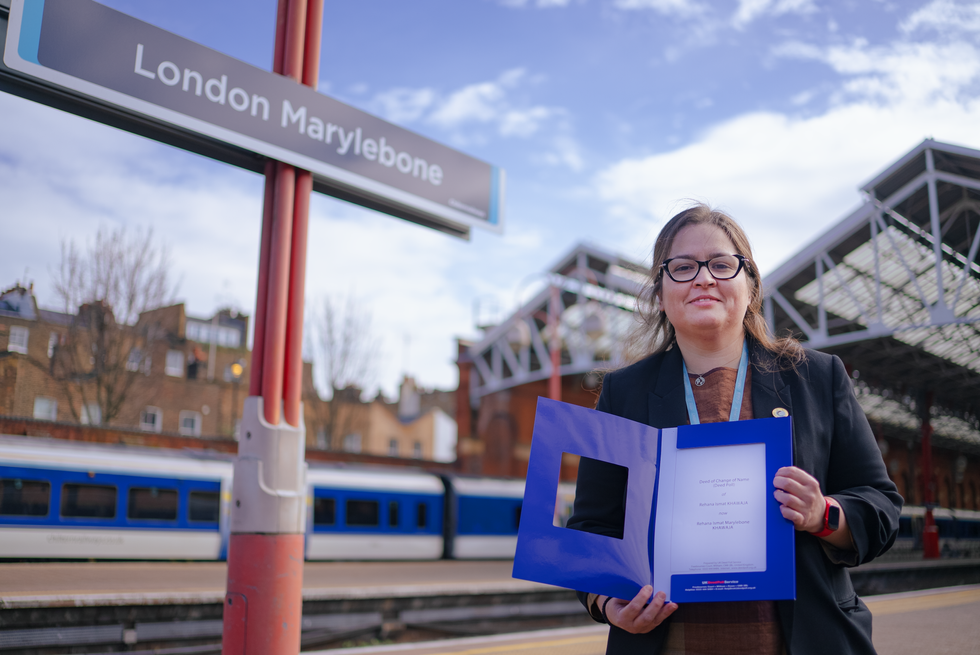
[512, 397, 795, 603]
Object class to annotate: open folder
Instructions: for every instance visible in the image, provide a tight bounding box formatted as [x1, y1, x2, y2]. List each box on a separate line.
[512, 398, 795, 603]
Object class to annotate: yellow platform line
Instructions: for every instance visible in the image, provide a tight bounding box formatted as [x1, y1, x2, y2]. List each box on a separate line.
[865, 588, 980, 616]
[421, 634, 607, 655]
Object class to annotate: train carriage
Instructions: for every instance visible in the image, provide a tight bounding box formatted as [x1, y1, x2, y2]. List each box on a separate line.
[305, 465, 445, 560]
[0, 436, 233, 560]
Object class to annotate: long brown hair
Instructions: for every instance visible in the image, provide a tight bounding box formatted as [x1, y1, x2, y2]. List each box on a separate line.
[622, 202, 805, 369]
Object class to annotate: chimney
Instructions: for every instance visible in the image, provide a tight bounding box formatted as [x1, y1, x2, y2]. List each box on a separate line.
[398, 376, 421, 420]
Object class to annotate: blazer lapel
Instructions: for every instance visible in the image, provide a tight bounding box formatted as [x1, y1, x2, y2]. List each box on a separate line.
[648, 346, 689, 428]
[749, 341, 796, 461]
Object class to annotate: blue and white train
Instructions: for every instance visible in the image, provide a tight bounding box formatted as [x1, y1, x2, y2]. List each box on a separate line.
[0, 435, 548, 561]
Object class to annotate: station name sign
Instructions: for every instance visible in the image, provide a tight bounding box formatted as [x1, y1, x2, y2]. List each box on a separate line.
[3, 0, 504, 236]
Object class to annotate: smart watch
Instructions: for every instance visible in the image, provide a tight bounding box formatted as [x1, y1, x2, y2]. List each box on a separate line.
[811, 498, 840, 538]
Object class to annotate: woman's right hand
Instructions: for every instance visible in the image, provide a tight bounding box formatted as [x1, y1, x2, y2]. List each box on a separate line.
[602, 585, 678, 634]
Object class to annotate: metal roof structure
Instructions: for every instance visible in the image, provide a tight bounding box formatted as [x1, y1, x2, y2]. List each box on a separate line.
[466, 244, 647, 402]
[467, 139, 980, 454]
[764, 139, 980, 454]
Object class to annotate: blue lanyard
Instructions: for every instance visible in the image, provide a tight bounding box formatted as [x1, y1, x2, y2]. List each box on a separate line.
[682, 340, 749, 425]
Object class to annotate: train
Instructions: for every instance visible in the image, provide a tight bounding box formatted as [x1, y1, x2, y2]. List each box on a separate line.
[0, 434, 578, 561]
[6, 434, 977, 562]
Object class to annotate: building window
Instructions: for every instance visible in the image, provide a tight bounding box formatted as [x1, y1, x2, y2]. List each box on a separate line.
[140, 406, 162, 432]
[8, 326, 28, 354]
[33, 397, 57, 421]
[388, 438, 399, 456]
[179, 410, 202, 436]
[80, 403, 101, 425]
[343, 433, 361, 453]
[165, 350, 183, 377]
[47, 332, 59, 358]
[315, 428, 328, 450]
[413, 441, 422, 459]
[126, 348, 141, 372]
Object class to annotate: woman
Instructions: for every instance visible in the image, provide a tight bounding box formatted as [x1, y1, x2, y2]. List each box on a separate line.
[567, 204, 902, 655]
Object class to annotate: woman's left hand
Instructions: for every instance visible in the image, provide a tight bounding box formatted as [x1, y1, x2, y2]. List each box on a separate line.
[772, 466, 825, 533]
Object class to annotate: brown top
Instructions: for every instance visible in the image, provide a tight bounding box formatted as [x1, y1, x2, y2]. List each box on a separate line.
[688, 365, 754, 423]
[664, 364, 786, 655]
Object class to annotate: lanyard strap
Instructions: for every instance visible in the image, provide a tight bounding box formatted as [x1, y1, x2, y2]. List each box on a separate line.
[682, 340, 749, 425]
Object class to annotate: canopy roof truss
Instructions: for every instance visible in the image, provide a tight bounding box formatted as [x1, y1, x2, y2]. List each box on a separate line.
[467, 244, 646, 403]
[764, 139, 980, 445]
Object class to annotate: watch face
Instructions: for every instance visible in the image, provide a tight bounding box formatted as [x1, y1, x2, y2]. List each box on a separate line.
[828, 505, 841, 531]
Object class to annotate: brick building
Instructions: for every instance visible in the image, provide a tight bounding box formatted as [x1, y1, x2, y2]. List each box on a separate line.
[0, 284, 456, 462]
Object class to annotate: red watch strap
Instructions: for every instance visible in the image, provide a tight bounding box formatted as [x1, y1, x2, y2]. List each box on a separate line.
[811, 498, 835, 538]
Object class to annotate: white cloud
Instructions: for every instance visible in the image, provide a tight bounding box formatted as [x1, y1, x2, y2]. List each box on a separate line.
[614, 0, 705, 18]
[499, 106, 556, 137]
[593, 31, 980, 274]
[901, 0, 980, 35]
[498, 0, 574, 7]
[427, 68, 532, 130]
[732, 0, 818, 30]
[369, 87, 437, 124]
[774, 39, 980, 105]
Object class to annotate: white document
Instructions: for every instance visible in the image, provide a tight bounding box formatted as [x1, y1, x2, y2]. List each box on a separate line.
[652, 430, 767, 595]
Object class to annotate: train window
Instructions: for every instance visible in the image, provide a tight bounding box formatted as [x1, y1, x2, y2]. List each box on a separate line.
[0, 478, 50, 516]
[313, 497, 336, 526]
[189, 491, 221, 523]
[128, 487, 178, 520]
[346, 499, 379, 526]
[388, 501, 399, 528]
[61, 483, 116, 519]
[416, 502, 427, 529]
[514, 504, 522, 531]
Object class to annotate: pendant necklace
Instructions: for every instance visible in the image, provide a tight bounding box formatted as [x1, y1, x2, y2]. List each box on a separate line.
[682, 341, 749, 425]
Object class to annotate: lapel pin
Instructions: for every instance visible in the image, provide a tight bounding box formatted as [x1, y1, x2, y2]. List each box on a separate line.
[772, 407, 789, 418]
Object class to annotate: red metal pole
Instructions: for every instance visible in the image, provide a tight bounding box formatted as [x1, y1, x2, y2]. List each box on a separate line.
[223, 3, 314, 654]
[921, 390, 939, 559]
[282, 0, 321, 428]
[549, 285, 561, 402]
[248, 162, 276, 397]
[283, 172, 311, 428]
[248, 0, 289, 397]
[303, 0, 323, 88]
[260, 162, 296, 426]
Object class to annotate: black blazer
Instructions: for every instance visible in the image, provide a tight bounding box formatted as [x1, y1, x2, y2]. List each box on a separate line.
[567, 340, 903, 655]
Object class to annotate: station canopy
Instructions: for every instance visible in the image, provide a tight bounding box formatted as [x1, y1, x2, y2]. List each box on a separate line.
[763, 139, 980, 455]
[468, 139, 980, 455]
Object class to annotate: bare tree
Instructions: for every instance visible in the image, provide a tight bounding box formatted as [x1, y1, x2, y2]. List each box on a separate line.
[306, 294, 380, 450]
[49, 226, 177, 425]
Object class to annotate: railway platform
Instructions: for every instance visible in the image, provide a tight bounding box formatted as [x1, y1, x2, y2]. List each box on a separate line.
[2, 560, 979, 653]
[308, 585, 980, 655]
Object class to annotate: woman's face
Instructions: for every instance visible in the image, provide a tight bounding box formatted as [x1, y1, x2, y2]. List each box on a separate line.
[659, 223, 751, 344]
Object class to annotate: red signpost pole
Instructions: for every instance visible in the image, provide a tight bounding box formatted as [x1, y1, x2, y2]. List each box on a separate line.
[548, 285, 561, 402]
[223, 1, 322, 652]
[921, 390, 939, 559]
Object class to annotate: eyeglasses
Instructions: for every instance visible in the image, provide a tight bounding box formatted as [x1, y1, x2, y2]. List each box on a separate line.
[660, 255, 748, 283]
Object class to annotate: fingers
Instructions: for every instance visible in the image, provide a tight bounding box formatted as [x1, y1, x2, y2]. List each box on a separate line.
[606, 586, 678, 634]
[773, 466, 824, 533]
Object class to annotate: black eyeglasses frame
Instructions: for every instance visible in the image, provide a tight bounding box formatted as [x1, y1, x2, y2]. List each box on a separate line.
[660, 254, 748, 283]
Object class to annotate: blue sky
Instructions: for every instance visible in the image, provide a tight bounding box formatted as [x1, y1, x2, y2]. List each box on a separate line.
[2, 0, 979, 398]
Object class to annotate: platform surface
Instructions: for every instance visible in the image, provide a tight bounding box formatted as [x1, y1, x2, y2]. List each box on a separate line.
[309, 585, 980, 655]
[0, 560, 549, 607]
